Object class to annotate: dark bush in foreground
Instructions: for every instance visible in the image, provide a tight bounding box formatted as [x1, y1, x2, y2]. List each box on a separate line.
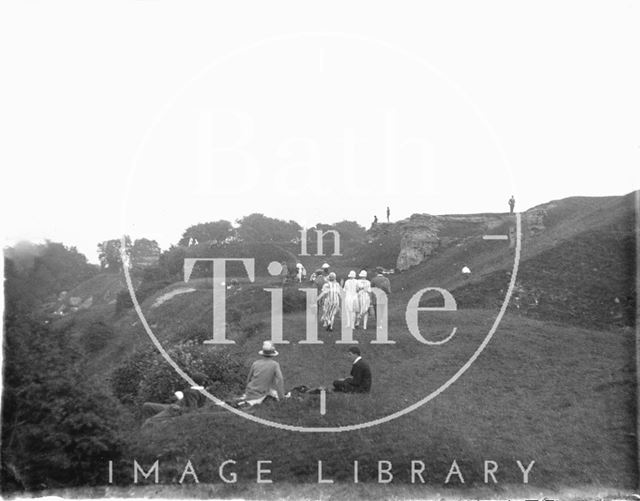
[110, 344, 245, 405]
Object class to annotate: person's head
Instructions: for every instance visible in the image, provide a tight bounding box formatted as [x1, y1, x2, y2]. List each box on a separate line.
[348, 270, 356, 279]
[259, 340, 279, 357]
[376, 266, 384, 276]
[327, 272, 336, 282]
[359, 270, 367, 278]
[347, 346, 361, 361]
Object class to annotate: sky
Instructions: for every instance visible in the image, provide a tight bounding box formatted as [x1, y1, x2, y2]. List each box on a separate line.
[1, 1, 638, 263]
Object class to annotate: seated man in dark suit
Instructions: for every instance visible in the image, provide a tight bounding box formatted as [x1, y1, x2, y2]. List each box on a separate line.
[333, 346, 372, 393]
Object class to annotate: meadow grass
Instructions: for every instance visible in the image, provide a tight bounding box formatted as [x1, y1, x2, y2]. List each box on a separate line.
[120, 309, 636, 490]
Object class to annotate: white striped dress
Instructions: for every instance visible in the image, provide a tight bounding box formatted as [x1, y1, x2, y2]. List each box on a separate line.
[356, 278, 372, 315]
[320, 281, 342, 327]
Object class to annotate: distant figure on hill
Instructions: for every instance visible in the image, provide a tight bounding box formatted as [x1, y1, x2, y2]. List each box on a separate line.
[355, 270, 372, 330]
[317, 272, 341, 331]
[343, 270, 359, 329]
[373, 215, 378, 227]
[333, 346, 372, 393]
[237, 341, 285, 407]
[386, 206, 390, 223]
[509, 196, 515, 215]
[296, 262, 306, 283]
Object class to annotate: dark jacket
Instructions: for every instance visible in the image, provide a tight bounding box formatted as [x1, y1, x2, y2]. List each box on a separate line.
[346, 358, 372, 393]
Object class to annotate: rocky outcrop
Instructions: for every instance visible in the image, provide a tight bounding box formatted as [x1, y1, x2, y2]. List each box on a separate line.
[396, 215, 443, 271]
[395, 213, 515, 270]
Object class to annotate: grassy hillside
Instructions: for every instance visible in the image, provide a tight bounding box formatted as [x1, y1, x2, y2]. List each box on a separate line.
[26, 192, 636, 493]
[125, 311, 636, 489]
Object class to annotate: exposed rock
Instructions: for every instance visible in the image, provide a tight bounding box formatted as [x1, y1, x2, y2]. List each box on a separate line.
[80, 296, 94, 309]
[525, 208, 547, 235]
[396, 215, 442, 270]
[69, 296, 82, 307]
[395, 213, 511, 270]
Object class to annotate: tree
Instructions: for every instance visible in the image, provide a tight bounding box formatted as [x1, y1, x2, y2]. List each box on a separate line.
[130, 238, 161, 268]
[159, 245, 187, 278]
[97, 237, 131, 272]
[236, 214, 301, 243]
[4, 241, 97, 306]
[178, 221, 233, 247]
[2, 269, 126, 490]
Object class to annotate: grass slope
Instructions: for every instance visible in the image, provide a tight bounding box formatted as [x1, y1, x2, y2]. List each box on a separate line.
[126, 311, 636, 489]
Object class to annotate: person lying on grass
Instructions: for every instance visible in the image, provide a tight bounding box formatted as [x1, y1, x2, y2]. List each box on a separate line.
[332, 346, 372, 393]
[235, 341, 285, 408]
[141, 372, 210, 426]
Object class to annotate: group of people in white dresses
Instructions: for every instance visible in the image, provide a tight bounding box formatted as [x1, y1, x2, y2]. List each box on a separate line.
[316, 269, 372, 332]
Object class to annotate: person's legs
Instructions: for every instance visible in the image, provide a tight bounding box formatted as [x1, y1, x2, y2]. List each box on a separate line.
[142, 402, 170, 419]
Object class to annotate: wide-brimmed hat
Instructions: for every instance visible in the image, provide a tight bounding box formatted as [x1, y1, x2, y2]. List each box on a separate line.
[321, 263, 330, 269]
[327, 272, 337, 281]
[348, 270, 356, 278]
[359, 270, 367, 278]
[259, 340, 279, 357]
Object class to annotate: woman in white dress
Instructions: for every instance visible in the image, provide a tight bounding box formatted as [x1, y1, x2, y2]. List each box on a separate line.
[342, 270, 359, 329]
[355, 270, 372, 330]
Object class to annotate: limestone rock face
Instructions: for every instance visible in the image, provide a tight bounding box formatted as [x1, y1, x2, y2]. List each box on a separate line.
[396, 215, 443, 270]
[395, 213, 517, 271]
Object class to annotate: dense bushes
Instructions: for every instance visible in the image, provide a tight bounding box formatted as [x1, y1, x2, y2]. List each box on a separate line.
[80, 320, 113, 353]
[110, 343, 245, 406]
[1, 318, 128, 491]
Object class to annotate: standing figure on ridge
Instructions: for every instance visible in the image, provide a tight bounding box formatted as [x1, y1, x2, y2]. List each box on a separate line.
[386, 206, 390, 223]
[509, 196, 515, 215]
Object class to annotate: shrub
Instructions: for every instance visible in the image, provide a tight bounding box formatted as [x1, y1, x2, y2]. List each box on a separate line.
[115, 289, 133, 315]
[110, 349, 155, 404]
[110, 344, 245, 405]
[81, 321, 113, 354]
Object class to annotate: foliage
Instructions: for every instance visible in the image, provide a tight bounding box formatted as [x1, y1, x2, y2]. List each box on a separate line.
[236, 213, 301, 243]
[97, 236, 131, 272]
[109, 349, 156, 404]
[110, 344, 245, 405]
[158, 245, 187, 279]
[80, 320, 113, 354]
[114, 289, 134, 315]
[4, 241, 97, 309]
[130, 238, 161, 268]
[311, 220, 367, 249]
[1, 316, 127, 490]
[178, 220, 233, 247]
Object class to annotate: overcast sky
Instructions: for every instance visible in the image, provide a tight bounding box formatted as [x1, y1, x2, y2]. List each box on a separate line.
[1, 1, 638, 263]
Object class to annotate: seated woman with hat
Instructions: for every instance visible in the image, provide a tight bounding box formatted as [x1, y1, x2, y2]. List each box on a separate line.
[238, 341, 285, 407]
